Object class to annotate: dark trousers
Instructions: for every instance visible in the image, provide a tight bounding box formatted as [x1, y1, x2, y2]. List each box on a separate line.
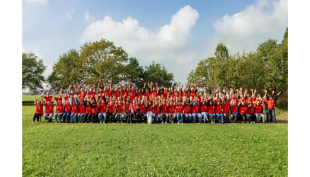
[33, 113, 42, 122]
[127, 113, 132, 123]
[91, 113, 98, 123]
[84, 113, 92, 123]
[107, 113, 115, 123]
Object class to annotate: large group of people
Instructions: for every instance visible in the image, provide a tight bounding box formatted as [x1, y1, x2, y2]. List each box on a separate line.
[33, 81, 281, 124]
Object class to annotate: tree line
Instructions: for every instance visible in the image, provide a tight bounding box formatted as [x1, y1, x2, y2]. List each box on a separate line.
[187, 28, 288, 108]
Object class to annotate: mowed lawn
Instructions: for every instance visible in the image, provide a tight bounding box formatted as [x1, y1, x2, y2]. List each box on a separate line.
[23, 105, 288, 176]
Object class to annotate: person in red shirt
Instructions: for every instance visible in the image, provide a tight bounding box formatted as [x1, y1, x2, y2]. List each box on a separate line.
[124, 100, 132, 124]
[87, 87, 96, 100]
[98, 98, 108, 124]
[183, 100, 192, 123]
[207, 99, 215, 124]
[131, 101, 139, 124]
[265, 90, 281, 123]
[146, 100, 153, 124]
[78, 86, 87, 100]
[191, 98, 202, 123]
[246, 99, 255, 123]
[41, 89, 54, 105]
[222, 99, 231, 123]
[167, 101, 176, 123]
[138, 100, 147, 123]
[215, 100, 224, 124]
[160, 98, 169, 124]
[77, 97, 86, 123]
[70, 97, 80, 124]
[254, 99, 265, 123]
[152, 101, 161, 123]
[115, 100, 124, 123]
[84, 100, 93, 123]
[33, 95, 43, 123]
[200, 99, 208, 123]
[63, 99, 72, 123]
[175, 101, 184, 124]
[238, 100, 247, 124]
[107, 101, 116, 123]
[54, 98, 64, 123]
[43, 99, 54, 122]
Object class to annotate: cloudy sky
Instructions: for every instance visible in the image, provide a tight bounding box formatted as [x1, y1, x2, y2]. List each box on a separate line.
[22, 0, 288, 85]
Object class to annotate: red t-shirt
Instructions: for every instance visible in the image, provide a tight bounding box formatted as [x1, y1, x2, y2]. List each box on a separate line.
[114, 91, 120, 99]
[105, 90, 111, 97]
[43, 96, 53, 103]
[78, 91, 86, 100]
[161, 103, 168, 113]
[239, 105, 247, 114]
[255, 104, 262, 113]
[267, 99, 275, 109]
[121, 91, 128, 98]
[181, 92, 188, 98]
[99, 103, 107, 113]
[125, 105, 130, 113]
[173, 91, 179, 98]
[201, 104, 207, 112]
[45, 104, 54, 114]
[208, 105, 215, 114]
[64, 104, 71, 113]
[176, 105, 183, 113]
[55, 97, 62, 103]
[191, 102, 200, 113]
[184, 105, 191, 114]
[72, 105, 79, 114]
[97, 91, 104, 98]
[116, 104, 123, 113]
[35, 103, 43, 114]
[56, 104, 63, 113]
[151, 91, 157, 98]
[108, 105, 115, 113]
[132, 105, 138, 113]
[79, 104, 86, 113]
[85, 105, 92, 114]
[231, 105, 238, 113]
[137, 93, 143, 100]
[215, 105, 222, 113]
[88, 92, 95, 99]
[153, 105, 160, 114]
[129, 90, 136, 100]
[139, 104, 146, 113]
[190, 91, 196, 100]
[147, 104, 152, 112]
[144, 92, 150, 100]
[168, 105, 175, 113]
[223, 104, 230, 113]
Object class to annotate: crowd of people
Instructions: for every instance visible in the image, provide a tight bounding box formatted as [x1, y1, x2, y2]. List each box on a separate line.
[33, 81, 281, 124]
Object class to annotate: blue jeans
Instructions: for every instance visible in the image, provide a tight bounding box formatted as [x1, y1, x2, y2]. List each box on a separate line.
[63, 112, 71, 123]
[70, 113, 78, 123]
[98, 113, 107, 123]
[192, 113, 202, 123]
[246, 114, 254, 121]
[215, 113, 223, 122]
[265, 109, 270, 122]
[152, 114, 161, 122]
[44, 113, 53, 121]
[183, 113, 192, 122]
[255, 113, 265, 123]
[268, 108, 276, 122]
[115, 113, 124, 122]
[54, 113, 63, 122]
[208, 113, 215, 120]
[78, 113, 84, 122]
[176, 113, 183, 123]
[201, 112, 208, 122]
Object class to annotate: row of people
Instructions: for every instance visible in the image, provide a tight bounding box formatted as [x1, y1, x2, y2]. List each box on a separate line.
[33, 84, 281, 124]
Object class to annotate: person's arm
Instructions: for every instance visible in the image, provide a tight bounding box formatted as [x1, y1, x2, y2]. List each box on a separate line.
[275, 91, 281, 102]
[74, 95, 79, 105]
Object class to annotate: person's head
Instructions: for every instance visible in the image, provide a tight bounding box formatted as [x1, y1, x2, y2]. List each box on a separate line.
[65, 100, 69, 104]
[46, 91, 50, 96]
[89, 88, 93, 92]
[148, 101, 152, 105]
[170, 101, 173, 106]
[209, 100, 213, 106]
[81, 88, 84, 91]
[86, 101, 90, 106]
[174, 88, 177, 92]
[70, 90, 74, 94]
[37, 100, 41, 105]
[131, 86, 135, 91]
[126, 100, 129, 105]
[269, 95, 273, 100]
[101, 99, 105, 104]
[72, 100, 76, 105]
[241, 101, 245, 106]
[47, 101, 51, 105]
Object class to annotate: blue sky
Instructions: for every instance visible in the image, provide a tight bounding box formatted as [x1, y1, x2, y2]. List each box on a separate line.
[22, 0, 288, 86]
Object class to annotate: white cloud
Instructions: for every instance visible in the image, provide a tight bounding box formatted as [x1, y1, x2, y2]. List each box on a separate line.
[81, 5, 199, 63]
[43, 64, 53, 79]
[23, 0, 47, 4]
[65, 9, 75, 19]
[84, 10, 95, 22]
[206, 0, 288, 57]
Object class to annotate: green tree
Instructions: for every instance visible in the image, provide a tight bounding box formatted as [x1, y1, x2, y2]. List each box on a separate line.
[47, 49, 84, 88]
[143, 61, 174, 87]
[79, 39, 128, 84]
[22, 52, 46, 91]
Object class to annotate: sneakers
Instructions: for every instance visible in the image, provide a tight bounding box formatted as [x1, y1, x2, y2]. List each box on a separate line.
[161, 121, 164, 124]
[178, 122, 180, 124]
[117, 121, 119, 123]
[121, 121, 122, 123]
[165, 121, 167, 124]
[242, 121, 244, 124]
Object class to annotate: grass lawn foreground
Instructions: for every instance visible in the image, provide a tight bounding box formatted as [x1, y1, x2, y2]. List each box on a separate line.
[22, 103, 288, 176]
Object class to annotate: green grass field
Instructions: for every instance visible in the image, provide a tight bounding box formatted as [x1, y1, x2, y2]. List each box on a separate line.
[22, 104, 288, 176]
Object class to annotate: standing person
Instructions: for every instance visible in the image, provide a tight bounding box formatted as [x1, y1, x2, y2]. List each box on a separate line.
[175, 101, 183, 124]
[128, 82, 136, 101]
[266, 90, 281, 123]
[191, 98, 202, 123]
[98, 98, 108, 124]
[254, 99, 265, 123]
[33, 95, 43, 123]
[146, 100, 153, 124]
[200, 99, 208, 123]
[168, 101, 176, 123]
